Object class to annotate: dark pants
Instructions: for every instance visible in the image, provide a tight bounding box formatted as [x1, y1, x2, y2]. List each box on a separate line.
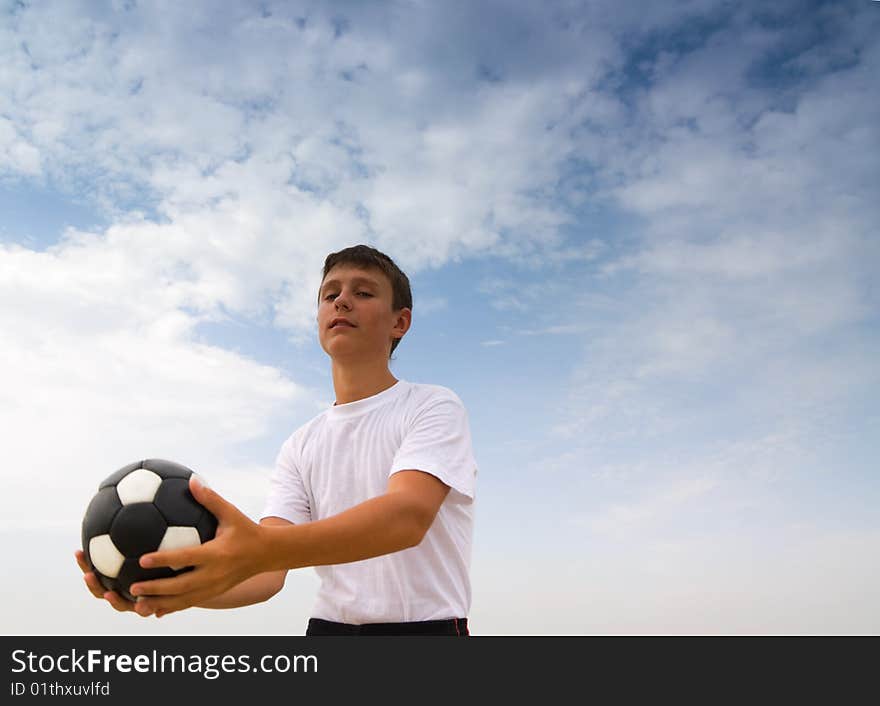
[306, 617, 469, 636]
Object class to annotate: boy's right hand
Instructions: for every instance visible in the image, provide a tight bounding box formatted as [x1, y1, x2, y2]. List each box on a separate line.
[75, 549, 138, 613]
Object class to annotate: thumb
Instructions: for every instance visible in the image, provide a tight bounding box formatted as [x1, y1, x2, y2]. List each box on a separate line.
[190, 474, 240, 524]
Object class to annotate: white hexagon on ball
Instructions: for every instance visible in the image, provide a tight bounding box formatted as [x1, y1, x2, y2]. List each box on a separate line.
[116, 468, 163, 505]
[159, 526, 202, 552]
[89, 534, 125, 578]
[158, 527, 202, 571]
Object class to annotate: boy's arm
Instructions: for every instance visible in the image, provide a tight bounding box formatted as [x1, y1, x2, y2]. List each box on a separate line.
[131, 471, 450, 618]
[263, 469, 450, 570]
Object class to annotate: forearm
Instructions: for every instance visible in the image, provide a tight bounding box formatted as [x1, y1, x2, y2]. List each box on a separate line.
[259, 493, 426, 572]
[196, 570, 285, 609]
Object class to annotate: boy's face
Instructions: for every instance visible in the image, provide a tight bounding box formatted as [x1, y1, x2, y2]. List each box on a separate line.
[317, 265, 411, 361]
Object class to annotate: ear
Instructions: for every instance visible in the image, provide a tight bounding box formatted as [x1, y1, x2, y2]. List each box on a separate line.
[392, 307, 412, 339]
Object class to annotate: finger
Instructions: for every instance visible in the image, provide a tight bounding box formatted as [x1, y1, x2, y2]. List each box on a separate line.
[75, 550, 92, 574]
[138, 590, 205, 618]
[134, 597, 155, 615]
[130, 570, 198, 598]
[83, 572, 106, 599]
[104, 591, 136, 613]
[134, 599, 155, 617]
[154, 606, 183, 619]
[139, 544, 201, 571]
[140, 603, 174, 618]
[189, 474, 241, 524]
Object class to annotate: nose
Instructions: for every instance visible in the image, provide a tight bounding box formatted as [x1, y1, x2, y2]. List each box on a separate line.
[334, 290, 352, 311]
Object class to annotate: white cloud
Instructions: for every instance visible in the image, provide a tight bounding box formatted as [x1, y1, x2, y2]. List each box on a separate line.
[0, 0, 617, 276]
[0, 233, 308, 533]
[0, 117, 41, 175]
[550, 2, 880, 453]
[586, 476, 720, 536]
[471, 524, 880, 634]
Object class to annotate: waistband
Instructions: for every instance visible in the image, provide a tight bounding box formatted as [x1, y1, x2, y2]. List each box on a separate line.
[306, 617, 469, 636]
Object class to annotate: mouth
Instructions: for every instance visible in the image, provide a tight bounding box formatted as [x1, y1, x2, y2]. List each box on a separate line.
[330, 319, 357, 329]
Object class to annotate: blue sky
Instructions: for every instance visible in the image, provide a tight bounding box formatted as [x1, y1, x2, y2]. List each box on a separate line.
[2, 0, 878, 634]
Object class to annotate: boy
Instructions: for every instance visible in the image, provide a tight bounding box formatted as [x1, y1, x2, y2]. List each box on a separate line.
[76, 244, 478, 636]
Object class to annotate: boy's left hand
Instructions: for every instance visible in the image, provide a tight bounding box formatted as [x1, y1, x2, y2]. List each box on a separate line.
[129, 476, 267, 618]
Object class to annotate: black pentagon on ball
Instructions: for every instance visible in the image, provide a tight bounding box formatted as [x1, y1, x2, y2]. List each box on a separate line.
[110, 503, 168, 558]
[81, 486, 122, 553]
[81, 458, 217, 601]
[116, 558, 181, 603]
[196, 509, 218, 544]
[142, 458, 195, 480]
[154, 478, 202, 526]
[151, 472, 217, 542]
[95, 572, 118, 596]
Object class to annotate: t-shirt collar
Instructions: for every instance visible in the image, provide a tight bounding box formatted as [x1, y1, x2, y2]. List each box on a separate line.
[326, 379, 407, 420]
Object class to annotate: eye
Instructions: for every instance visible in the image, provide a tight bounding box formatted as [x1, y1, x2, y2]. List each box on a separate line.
[323, 291, 372, 301]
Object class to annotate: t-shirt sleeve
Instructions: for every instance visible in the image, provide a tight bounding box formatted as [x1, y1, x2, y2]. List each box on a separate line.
[261, 433, 312, 525]
[390, 391, 478, 500]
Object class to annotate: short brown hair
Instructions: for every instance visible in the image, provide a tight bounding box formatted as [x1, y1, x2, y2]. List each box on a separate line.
[319, 244, 412, 357]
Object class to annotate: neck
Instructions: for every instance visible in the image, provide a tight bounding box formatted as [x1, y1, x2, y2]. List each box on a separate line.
[331, 359, 398, 405]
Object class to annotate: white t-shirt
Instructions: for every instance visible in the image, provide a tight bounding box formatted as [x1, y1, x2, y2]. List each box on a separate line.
[262, 379, 478, 624]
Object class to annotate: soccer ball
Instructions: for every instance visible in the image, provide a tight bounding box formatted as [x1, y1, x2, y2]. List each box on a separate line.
[81, 459, 217, 602]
